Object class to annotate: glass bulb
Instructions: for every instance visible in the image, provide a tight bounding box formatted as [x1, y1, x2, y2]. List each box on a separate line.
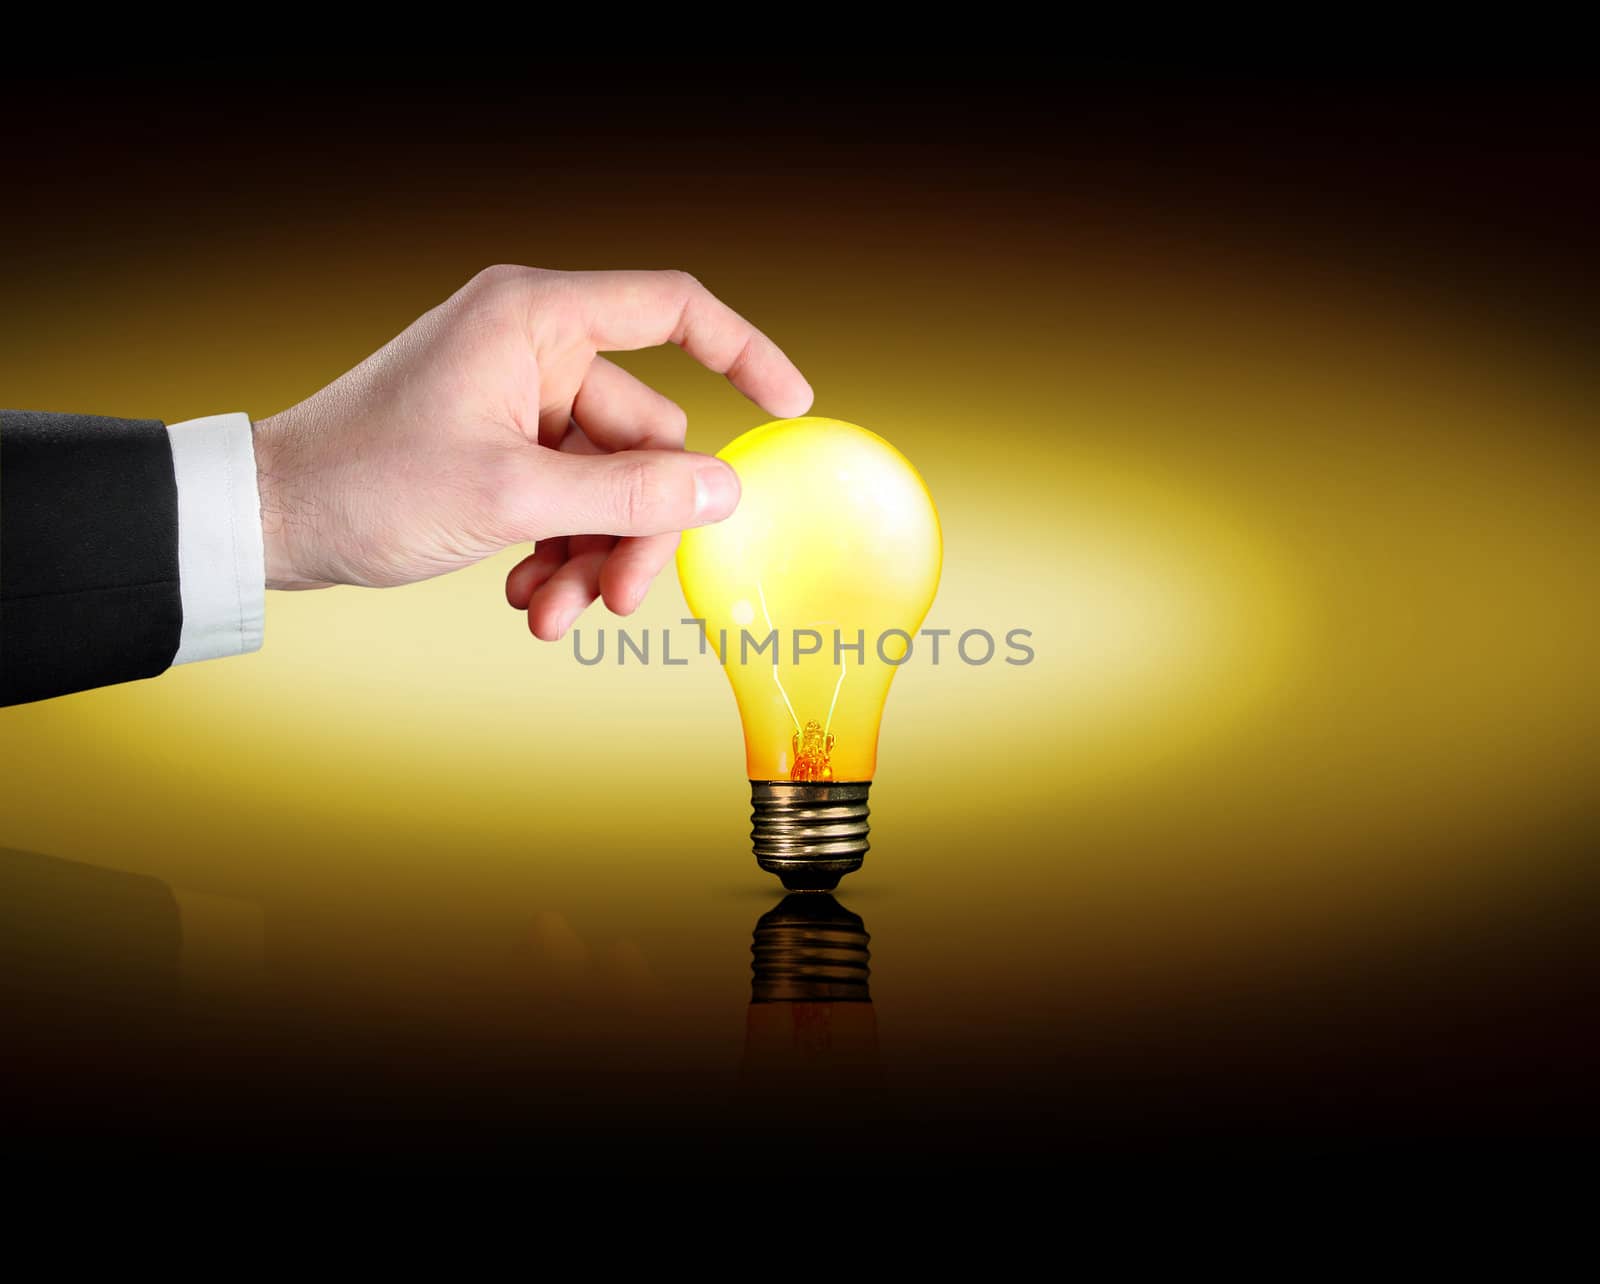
[677, 417, 942, 888]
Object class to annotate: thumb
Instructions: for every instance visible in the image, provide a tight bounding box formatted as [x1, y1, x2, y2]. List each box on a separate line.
[517, 447, 741, 539]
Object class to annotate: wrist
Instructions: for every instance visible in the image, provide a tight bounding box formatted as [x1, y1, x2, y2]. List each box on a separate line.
[253, 412, 328, 590]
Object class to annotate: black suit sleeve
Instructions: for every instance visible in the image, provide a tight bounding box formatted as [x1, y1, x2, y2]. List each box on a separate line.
[1, 410, 182, 706]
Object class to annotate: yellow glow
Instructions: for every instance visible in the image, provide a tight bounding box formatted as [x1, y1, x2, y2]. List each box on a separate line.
[3, 190, 1596, 1002]
[677, 417, 942, 781]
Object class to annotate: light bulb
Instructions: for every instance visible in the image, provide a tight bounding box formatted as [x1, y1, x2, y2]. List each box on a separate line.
[677, 417, 942, 889]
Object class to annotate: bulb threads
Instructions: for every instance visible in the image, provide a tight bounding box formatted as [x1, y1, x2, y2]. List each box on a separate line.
[749, 781, 871, 891]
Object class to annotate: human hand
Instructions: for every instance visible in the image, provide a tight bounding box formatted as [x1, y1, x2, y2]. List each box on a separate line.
[251, 266, 812, 638]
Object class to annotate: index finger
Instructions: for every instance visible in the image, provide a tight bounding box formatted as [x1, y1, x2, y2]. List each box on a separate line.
[569, 270, 814, 420]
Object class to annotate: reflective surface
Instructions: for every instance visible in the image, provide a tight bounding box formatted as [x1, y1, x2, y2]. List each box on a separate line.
[6, 834, 1596, 1168]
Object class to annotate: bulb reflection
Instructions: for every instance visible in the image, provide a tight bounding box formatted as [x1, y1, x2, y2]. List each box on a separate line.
[742, 894, 883, 1096]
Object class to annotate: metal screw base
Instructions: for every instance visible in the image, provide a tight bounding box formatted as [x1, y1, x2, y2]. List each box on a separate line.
[749, 781, 871, 891]
[750, 894, 871, 1002]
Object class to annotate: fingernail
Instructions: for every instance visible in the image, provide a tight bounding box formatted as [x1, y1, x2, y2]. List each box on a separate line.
[557, 606, 580, 637]
[693, 463, 740, 524]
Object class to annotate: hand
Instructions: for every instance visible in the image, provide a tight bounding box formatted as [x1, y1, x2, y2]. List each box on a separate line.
[252, 266, 812, 638]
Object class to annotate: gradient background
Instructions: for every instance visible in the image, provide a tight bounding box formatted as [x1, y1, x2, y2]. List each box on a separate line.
[2, 62, 1596, 1165]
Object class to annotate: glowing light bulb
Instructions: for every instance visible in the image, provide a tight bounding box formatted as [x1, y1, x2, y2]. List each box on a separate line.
[677, 417, 942, 889]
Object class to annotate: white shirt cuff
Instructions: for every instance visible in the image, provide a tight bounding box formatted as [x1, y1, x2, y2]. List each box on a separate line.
[166, 413, 265, 665]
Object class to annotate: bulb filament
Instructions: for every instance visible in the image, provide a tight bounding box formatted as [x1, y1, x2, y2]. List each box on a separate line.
[791, 720, 836, 782]
[757, 578, 846, 782]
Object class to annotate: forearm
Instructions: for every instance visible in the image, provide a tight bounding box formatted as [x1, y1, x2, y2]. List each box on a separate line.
[1, 408, 262, 706]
